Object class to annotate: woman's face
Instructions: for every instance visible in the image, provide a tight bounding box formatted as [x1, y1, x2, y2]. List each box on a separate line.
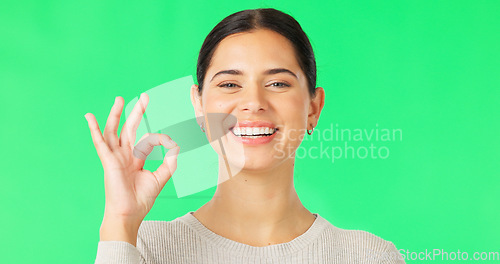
[191, 28, 324, 173]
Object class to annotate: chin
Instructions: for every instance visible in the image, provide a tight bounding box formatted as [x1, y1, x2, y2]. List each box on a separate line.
[234, 154, 281, 172]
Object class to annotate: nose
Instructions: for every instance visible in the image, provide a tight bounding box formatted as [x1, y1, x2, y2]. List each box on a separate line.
[239, 83, 268, 113]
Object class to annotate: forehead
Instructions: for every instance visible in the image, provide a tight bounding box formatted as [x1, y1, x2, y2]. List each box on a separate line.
[207, 29, 302, 77]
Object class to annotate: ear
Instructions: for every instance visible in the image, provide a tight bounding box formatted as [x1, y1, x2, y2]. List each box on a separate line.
[190, 84, 203, 118]
[307, 87, 325, 129]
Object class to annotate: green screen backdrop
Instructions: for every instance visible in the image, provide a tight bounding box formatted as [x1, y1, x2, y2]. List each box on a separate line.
[1, 0, 499, 263]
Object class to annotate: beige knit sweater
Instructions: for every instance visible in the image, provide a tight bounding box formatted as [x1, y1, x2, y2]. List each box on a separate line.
[95, 211, 405, 263]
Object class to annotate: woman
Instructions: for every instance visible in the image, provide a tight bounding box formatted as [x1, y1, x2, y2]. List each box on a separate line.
[86, 8, 405, 264]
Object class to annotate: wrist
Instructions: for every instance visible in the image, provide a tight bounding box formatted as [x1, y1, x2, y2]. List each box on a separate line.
[100, 215, 141, 247]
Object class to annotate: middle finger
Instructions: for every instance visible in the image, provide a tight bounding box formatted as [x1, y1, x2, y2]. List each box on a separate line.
[119, 93, 149, 149]
[103, 96, 124, 150]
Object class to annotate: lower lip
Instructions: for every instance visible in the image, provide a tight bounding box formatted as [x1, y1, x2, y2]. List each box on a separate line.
[229, 129, 278, 145]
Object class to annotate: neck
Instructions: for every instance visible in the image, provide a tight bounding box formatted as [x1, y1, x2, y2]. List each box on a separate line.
[193, 156, 315, 246]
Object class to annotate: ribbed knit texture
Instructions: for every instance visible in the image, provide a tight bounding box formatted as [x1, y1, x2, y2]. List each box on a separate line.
[95, 211, 405, 263]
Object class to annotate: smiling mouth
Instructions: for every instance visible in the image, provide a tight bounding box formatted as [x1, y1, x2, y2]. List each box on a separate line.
[230, 127, 279, 138]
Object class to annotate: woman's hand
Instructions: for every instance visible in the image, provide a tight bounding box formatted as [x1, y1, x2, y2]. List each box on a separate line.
[85, 93, 180, 245]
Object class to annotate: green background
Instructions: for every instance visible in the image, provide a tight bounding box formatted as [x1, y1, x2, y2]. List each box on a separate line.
[1, 0, 498, 263]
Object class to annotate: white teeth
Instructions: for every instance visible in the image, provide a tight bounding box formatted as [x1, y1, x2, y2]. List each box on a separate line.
[232, 127, 276, 137]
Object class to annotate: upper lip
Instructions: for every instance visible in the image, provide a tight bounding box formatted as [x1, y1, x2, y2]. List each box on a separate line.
[230, 120, 278, 130]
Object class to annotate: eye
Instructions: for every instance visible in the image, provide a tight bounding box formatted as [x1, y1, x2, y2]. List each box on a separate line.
[218, 82, 240, 88]
[268, 82, 291, 88]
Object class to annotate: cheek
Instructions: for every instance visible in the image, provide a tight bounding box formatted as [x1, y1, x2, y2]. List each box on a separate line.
[278, 94, 308, 125]
[210, 101, 232, 112]
[203, 92, 235, 112]
[272, 94, 309, 144]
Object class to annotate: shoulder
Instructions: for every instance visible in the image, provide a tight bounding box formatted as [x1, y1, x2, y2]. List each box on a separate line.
[135, 213, 202, 262]
[137, 214, 200, 245]
[138, 217, 191, 238]
[317, 215, 405, 263]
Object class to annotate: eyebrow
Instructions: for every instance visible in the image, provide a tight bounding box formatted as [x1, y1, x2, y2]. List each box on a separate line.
[210, 68, 298, 82]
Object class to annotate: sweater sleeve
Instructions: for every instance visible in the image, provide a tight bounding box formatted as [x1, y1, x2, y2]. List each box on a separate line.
[94, 241, 145, 264]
